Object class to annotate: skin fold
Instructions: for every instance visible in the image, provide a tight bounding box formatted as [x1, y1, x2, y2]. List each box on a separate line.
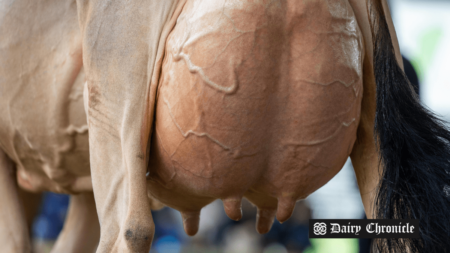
[0, 0, 404, 252]
[0, 1, 100, 252]
[0, 0, 89, 195]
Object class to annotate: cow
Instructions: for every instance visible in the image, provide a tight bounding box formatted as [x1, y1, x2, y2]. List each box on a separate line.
[1, 0, 449, 252]
[0, 1, 98, 252]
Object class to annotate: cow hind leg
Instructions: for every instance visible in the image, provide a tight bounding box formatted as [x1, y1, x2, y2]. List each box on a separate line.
[77, 0, 186, 251]
[17, 188, 42, 235]
[51, 193, 100, 253]
[0, 150, 30, 253]
[351, 0, 450, 252]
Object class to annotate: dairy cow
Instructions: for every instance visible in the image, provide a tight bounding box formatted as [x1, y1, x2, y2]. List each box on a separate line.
[1, 0, 449, 252]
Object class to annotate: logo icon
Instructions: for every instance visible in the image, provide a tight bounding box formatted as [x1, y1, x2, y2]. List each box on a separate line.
[313, 222, 327, 235]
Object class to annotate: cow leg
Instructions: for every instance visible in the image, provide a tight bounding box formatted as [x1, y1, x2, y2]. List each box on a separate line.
[0, 150, 30, 253]
[348, 0, 402, 219]
[76, 0, 185, 251]
[51, 193, 100, 253]
[17, 188, 42, 233]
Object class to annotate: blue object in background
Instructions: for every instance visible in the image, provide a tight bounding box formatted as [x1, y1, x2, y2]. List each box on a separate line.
[32, 192, 69, 240]
[154, 235, 182, 253]
[263, 221, 311, 251]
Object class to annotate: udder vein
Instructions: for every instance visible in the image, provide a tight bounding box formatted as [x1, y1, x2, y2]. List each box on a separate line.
[163, 99, 231, 151]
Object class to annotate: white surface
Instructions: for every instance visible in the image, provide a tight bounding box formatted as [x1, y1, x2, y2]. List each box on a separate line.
[391, 0, 450, 118]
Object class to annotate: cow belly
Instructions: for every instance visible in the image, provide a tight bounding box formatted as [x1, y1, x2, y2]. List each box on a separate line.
[148, 0, 363, 221]
[0, 1, 91, 193]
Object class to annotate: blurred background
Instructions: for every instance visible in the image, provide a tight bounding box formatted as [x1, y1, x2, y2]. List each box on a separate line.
[29, 0, 450, 252]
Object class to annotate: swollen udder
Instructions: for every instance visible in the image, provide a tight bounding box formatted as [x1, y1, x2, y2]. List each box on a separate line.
[147, 0, 363, 236]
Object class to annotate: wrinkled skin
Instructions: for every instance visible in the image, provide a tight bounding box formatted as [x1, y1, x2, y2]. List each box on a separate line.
[0, 0, 403, 252]
[0, 1, 99, 252]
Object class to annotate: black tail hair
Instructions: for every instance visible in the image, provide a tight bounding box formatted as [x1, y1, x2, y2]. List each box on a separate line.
[369, 1, 450, 252]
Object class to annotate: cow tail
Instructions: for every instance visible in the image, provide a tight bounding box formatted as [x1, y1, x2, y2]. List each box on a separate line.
[369, 1, 450, 252]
